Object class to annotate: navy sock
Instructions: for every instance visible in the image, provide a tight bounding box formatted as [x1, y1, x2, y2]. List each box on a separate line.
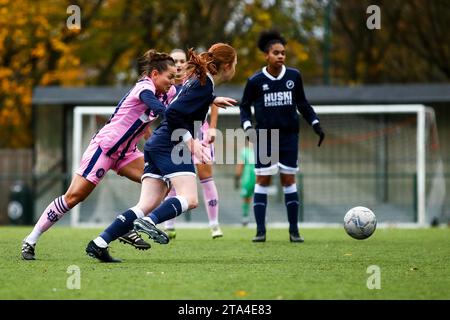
[149, 197, 183, 225]
[100, 209, 139, 244]
[285, 192, 299, 233]
[253, 193, 267, 234]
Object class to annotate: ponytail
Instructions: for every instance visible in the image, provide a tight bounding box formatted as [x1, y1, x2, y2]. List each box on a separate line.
[185, 43, 236, 85]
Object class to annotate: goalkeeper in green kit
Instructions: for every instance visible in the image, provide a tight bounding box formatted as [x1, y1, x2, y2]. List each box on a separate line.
[235, 139, 256, 226]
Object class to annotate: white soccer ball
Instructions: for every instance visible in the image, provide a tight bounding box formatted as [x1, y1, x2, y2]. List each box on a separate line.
[344, 206, 377, 240]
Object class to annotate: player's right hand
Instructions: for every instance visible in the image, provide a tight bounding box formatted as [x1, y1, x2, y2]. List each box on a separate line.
[213, 96, 237, 109]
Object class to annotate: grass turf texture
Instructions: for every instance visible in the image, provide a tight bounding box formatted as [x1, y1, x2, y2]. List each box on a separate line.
[1, 226, 449, 299]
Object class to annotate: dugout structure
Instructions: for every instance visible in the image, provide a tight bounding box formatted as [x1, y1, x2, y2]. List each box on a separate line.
[71, 104, 444, 227]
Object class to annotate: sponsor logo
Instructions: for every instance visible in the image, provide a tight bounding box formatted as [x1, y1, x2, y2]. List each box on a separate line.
[264, 91, 293, 107]
[262, 84, 269, 91]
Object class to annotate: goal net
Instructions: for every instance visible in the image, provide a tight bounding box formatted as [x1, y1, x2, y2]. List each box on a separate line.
[71, 105, 445, 227]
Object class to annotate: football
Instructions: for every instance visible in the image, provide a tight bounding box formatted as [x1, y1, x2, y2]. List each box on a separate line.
[344, 206, 377, 240]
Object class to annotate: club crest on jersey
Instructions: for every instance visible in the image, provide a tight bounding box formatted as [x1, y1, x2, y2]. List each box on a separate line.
[286, 80, 295, 89]
[96, 168, 105, 178]
[262, 84, 269, 91]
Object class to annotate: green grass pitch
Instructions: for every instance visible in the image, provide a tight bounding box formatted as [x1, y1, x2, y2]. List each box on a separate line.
[1, 226, 449, 299]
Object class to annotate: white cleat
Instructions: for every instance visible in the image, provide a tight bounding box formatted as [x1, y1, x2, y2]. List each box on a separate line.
[211, 226, 223, 239]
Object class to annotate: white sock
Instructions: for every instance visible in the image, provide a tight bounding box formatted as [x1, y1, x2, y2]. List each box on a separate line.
[209, 221, 219, 228]
[25, 227, 42, 245]
[165, 218, 176, 229]
[143, 216, 156, 225]
[93, 236, 108, 248]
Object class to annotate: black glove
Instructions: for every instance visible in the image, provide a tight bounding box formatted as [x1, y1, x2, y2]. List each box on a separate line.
[312, 123, 325, 147]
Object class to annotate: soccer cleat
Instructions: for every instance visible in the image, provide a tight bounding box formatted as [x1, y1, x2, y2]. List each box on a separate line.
[118, 230, 151, 250]
[133, 218, 170, 244]
[165, 228, 177, 240]
[211, 226, 223, 239]
[289, 232, 305, 243]
[85, 240, 121, 263]
[252, 232, 266, 242]
[21, 241, 36, 260]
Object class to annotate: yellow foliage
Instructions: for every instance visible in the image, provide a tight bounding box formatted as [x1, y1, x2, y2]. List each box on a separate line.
[31, 44, 46, 58]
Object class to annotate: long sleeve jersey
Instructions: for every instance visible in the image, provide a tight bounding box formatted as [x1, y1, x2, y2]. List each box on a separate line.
[239, 65, 319, 133]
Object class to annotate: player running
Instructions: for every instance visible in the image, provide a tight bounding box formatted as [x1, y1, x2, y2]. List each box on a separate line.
[163, 48, 223, 240]
[21, 50, 177, 260]
[86, 43, 237, 262]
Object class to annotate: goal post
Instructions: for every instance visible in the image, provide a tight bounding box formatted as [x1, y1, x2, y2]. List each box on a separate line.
[71, 106, 116, 227]
[72, 104, 434, 227]
[310, 105, 426, 225]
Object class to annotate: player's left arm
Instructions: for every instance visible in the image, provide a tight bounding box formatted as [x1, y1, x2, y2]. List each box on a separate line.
[295, 72, 325, 147]
[140, 89, 166, 117]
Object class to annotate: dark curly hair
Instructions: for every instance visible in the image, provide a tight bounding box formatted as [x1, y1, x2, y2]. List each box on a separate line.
[140, 49, 175, 76]
[257, 29, 287, 53]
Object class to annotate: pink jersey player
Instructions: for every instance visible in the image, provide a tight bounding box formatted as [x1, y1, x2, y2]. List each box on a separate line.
[77, 78, 176, 185]
[21, 50, 177, 260]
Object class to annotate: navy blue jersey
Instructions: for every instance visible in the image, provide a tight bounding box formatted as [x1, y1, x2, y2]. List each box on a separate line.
[145, 74, 215, 152]
[239, 65, 319, 133]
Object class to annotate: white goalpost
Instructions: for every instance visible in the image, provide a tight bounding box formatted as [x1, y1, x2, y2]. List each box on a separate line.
[72, 106, 116, 227]
[72, 104, 429, 227]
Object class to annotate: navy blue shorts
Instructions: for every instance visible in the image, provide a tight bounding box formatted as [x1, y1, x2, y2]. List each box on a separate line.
[142, 145, 196, 181]
[254, 130, 299, 175]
